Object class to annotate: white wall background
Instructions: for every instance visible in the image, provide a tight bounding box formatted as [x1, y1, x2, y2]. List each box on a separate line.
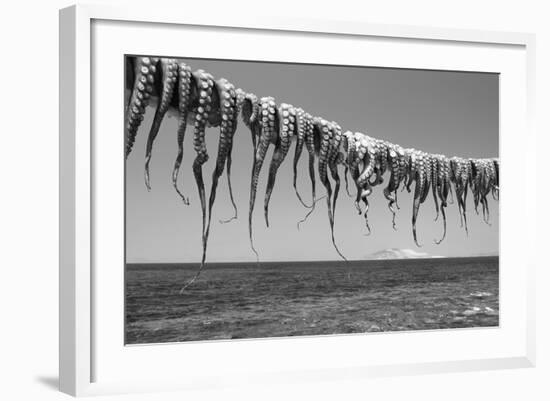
[0, 0, 547, 400]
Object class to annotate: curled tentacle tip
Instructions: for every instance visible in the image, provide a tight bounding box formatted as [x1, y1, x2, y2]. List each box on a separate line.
[144, 172, 152, 191]
[219, 215, 237, 224]
[363, 224, 372, 236]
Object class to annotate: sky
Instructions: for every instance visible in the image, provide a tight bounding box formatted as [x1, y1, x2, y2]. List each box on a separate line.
[125, 57, 499, 263]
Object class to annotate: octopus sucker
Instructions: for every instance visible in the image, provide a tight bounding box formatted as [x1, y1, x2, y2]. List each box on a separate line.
[248, 97, 278, 258]
[171, 62, 193, 204]
[264, 103, 296, 227]
[144, 58, 178, 191]
[125, 56, 159, 158]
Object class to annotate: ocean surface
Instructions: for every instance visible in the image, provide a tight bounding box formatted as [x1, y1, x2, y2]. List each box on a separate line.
[125, 256, 498, 344]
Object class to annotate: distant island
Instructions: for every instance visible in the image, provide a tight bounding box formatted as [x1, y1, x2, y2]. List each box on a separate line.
[365, 248, 445, 260]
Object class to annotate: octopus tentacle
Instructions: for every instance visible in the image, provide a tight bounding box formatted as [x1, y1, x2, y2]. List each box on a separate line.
[191, 70, 215, 257]
[433, 156, 449, 244]
[144, 58, 178, 190]
[356, 134, 377, 189]
[469, 159, 482, 214]
[304, 112, 317, 208]
[405, 149, 417, 193]
[369, 139, 389, 187]
[492, 158, 500, 200]
[297, 195, 327, 229]
[343, 131, 356, 199]
[383, 144, 404, 229]
[451, 157, 469, 234]
[462, 159, 470, 234]
[248, 97, 278, 258]
[328, 122, 344, 250]
[125, 56, 159, 158]
[420, 153, 432, 204]
[220, 87, 246, 224]
[240, 92, 259, 163]
[171, 62, 192, 204]
[316, 118, 346, 260]
[354, 133, 377, 234]
[344, 132, 362, 214]
[202, 78, 238, 270]
[292, 107, 313, 208]
[294, 113, 319, 226]
[264, 103, 296, 226]
[431, 154, 441, 221]
[480, 159, 495, 225]
[178, 70, 216, 292]
[411, 151, 426, 247]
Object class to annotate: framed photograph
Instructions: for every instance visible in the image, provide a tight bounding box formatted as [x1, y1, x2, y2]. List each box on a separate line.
[59, 4, 536, 396]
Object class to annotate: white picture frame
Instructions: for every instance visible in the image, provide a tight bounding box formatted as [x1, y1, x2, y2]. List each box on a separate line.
[59, 4, 536, 397]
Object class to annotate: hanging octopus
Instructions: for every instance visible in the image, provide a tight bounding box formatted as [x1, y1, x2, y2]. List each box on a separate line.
[125, 56, 500, 288]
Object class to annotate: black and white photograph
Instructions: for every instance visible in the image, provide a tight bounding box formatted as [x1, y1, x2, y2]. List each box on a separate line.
[124, 56, 499, 345]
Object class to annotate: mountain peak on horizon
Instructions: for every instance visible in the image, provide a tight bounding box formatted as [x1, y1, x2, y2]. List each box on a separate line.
[366, 248, 443, 260]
